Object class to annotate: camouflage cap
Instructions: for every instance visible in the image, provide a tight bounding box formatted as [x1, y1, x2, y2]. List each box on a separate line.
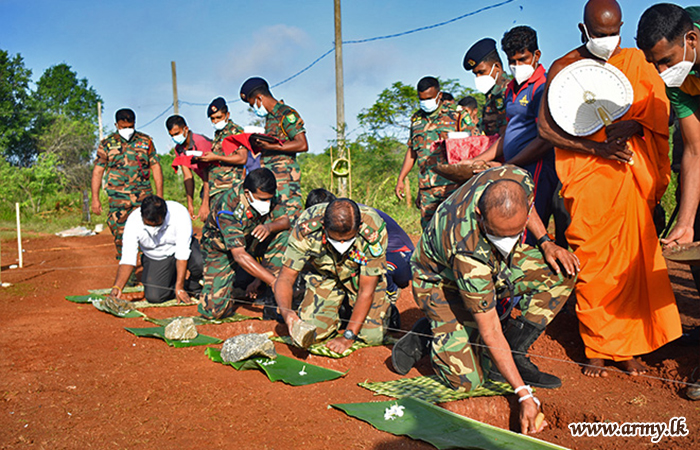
[240, 77, 269, 101]
[463, 38, 497, 71]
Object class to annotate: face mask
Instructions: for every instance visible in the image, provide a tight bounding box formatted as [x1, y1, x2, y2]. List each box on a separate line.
[582, 24, 620, 61]
[327, 236, 356, 255]
[172, 132, 186, 145]
[118, 128, 135, 141]
[419, 96, 440, 114]
[510, 61, 535, 85]
[253, 98, 268, 117]
[212, 120, 227, 131]
[248, 192, 271, 216]
[485, 233, 521, 257]
[661, 35, 697, 88]
[474, 65, 497, 94]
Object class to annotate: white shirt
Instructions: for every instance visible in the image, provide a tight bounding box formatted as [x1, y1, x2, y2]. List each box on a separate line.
[120, 201, 193, 266]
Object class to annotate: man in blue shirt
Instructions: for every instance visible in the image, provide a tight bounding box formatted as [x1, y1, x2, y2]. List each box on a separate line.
[471, 26, 566, 247]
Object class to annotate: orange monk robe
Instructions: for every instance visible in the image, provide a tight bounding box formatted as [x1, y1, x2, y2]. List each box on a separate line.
[555, 48, 681, 361]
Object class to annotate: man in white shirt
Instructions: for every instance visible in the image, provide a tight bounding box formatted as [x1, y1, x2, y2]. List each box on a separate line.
[108, 196, 203, 303]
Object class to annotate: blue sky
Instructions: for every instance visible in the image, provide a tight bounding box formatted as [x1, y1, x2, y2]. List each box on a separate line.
[1, 0, 684, 154]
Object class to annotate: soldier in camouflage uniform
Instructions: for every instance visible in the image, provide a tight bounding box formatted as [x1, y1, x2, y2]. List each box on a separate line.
[395, 77, 473, 230]
[91, 108, 163, 260]
[393, 166, 579, 432]
[275, 199, 390, 354]
[240, 78, 308, 222]
[194, 97, 249, 219]
[463, 38, 509, 136]
[198, 168, 290, 319]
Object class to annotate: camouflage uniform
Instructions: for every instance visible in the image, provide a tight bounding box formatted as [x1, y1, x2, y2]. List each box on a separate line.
[95, 131, 159, 259]
[480, 78, 508, 136]
[408, 101, 471, 230]
[208, 120, 246, 200]
[411, 165, 575, 391]
[262, 102, 306, 222]
[282, 204, 389, 344]
[198, 185, 289, 319]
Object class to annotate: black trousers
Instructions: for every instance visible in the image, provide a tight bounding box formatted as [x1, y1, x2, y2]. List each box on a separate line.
[141, 238, 203, 303]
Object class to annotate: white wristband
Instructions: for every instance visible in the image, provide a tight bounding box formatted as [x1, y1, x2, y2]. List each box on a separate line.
[518, 393, 541, 407]
[514, 385, 532, 395]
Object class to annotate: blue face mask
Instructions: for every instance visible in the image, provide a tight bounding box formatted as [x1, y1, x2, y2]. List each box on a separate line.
[171, 132, 186, 145]
[253, 98, 268, 117]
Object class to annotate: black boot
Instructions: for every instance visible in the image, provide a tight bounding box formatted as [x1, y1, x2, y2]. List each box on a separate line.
[488, 317, 562, 389]
[391, 317, 432, 375]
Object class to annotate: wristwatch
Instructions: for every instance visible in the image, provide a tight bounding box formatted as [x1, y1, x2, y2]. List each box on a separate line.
[536, 234, 553, 249]
[343, 329, 357, 341]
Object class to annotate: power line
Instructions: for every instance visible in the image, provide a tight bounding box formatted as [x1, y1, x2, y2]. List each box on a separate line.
[342, 0, 518, 44]
[138, 0, 520, 128]
[140, 103, 173, 129]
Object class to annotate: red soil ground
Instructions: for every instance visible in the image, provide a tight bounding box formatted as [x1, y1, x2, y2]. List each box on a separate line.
[1, 230, 699, 449]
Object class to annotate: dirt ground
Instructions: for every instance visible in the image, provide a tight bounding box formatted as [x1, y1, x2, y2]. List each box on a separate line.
[1, 230, 699, 450]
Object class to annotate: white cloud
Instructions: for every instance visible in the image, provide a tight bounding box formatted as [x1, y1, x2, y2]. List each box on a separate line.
[221, 24, 312, 81]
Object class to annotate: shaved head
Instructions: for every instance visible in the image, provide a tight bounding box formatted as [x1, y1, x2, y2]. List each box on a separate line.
[584, 0, 621, 25]
[477, 180, 528, 223]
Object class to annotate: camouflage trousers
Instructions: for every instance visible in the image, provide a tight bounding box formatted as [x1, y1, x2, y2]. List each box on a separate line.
[418, 184, 458, 231]
[298, 272, 390, 345]
[413, 245, 575, 392]
[107, 190, 151, 260]
[198, 229, 290, 319]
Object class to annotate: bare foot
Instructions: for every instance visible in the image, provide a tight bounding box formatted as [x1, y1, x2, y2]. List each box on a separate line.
[583, 358, 608, 377]
[616, 358, 648, 376]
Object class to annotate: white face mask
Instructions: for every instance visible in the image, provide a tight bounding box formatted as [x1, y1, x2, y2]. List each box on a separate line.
[661, 35, 697, 88]
[118, 128, 135, 141]
[253, 98, 268, 117]
[172, 132, 186, 145]
[247, 192, 271, 216]
[327, 236, 356, 255]
[474, 65, 497, 94]
[510, 61, 536, 85]
[419, 96, 440, 114]
[582, 24, 620, 61]
[212, 119, 227, 131]
[485, 233, 521, 257]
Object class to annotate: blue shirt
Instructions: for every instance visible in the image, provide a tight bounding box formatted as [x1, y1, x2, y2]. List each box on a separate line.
[503, 64, 551, 163]
[375, 209, 414, 253]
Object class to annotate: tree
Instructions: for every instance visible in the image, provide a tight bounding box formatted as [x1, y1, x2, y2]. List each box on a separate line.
[32, 63, 101, 124]
[0, 50, 34, 166]
[357, 78, 484, 142]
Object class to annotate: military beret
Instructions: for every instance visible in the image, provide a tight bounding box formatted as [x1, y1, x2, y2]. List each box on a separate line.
[463, 38, 497, 71]
[207, 97, 227, 117]
[240, 77, 269, 101]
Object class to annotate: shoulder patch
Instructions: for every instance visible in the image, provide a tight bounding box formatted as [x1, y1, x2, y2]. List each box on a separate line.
[299, 216, 323, 236]
[359, 222, 380, 244]
[285, 114, 297, 124]
[368, 242, 383, 257]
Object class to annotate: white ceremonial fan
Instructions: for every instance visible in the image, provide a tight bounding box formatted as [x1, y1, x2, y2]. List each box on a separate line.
[547, 58, 634, 137]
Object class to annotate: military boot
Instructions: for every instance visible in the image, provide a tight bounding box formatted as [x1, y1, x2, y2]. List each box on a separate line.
[391, 317, 432, 375]
[488, 316, 562, 389]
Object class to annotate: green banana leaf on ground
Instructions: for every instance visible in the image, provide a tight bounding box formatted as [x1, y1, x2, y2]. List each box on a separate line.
[332, 397, 569, 450]
[124, 326, 222, 348]
[205, 347, 347, 386]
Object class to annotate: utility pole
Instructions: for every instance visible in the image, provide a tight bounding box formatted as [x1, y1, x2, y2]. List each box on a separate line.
[334, 0, 348, 197]
[171, 61, 179, 115]
[97, 101, 103, 141]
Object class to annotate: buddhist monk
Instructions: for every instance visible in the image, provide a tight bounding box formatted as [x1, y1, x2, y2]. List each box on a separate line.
[538, 0, 681, 377]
